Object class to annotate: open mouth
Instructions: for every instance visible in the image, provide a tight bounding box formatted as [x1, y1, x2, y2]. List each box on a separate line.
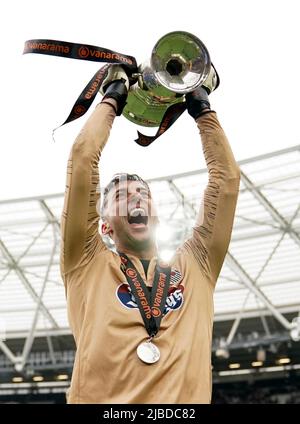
[128, 208, 148, 226]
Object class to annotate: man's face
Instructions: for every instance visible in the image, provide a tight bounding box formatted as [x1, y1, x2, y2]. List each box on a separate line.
[102, 180, 158, 250]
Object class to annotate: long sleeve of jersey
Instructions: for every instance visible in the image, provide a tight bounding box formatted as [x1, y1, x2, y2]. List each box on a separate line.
[60, 102, 116, 280]
[181, 112, 240, 285]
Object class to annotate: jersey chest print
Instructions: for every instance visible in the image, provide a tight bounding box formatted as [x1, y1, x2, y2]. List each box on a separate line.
[116, 268, 184, 315]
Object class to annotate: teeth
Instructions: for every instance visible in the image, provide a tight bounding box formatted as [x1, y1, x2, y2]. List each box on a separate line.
[129, 208, 146, 217]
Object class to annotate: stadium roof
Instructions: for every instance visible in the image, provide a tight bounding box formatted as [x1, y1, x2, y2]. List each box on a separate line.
[0, 144, 299, 373]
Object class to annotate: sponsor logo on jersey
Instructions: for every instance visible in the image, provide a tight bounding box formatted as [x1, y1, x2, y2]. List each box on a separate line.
[116, 268, 184, 314]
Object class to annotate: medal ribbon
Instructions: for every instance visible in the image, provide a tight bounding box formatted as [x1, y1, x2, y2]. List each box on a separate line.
[23, 38, 186, 146]
[119, 253, 171, 338]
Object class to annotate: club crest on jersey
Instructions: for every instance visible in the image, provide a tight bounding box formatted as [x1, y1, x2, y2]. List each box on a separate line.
[116, 268, 184, 314]
[170, 268, 182, 286]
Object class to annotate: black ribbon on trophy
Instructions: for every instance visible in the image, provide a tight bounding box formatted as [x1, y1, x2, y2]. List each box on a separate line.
[23, 32, 212, 146]
[119, 253, 171, 364]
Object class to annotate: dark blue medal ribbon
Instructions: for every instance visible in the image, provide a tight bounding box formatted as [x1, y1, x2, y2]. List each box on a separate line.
[23, 38, 186, 146]
[119, 253, 171, 337]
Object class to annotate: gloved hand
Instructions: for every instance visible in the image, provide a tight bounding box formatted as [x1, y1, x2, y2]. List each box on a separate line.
[100, 65, 130, 94]
[100, 65, 130, 115]
[185, 86, 211, 120]
[185, 64, 220, 120]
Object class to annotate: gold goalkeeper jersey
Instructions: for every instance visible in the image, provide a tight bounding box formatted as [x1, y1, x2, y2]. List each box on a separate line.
[60, 106, 240, 404]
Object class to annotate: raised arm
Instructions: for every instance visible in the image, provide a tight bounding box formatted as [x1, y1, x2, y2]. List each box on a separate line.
[181, 82, 240, 285]
[60, 65, 130, 278]
[60, 100, 117, 277]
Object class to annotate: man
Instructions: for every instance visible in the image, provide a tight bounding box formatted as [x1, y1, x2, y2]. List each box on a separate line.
[60, 64, 240, 404]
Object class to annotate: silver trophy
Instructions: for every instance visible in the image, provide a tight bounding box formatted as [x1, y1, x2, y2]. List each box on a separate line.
[123, 31, 213, 127]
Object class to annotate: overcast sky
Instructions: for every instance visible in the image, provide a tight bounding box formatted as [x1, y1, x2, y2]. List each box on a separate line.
[1, 0, 299, 200]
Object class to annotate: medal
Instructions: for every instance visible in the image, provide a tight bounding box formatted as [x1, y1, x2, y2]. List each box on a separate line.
[137, 340, 160, 364]
[119, 253, 171, 365]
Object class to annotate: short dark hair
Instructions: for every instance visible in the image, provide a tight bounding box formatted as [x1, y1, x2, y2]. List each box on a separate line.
[101, 173, 150, 213]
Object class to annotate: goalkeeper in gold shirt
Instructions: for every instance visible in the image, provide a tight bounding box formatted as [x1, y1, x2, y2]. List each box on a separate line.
[60, 65, 240, 403]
